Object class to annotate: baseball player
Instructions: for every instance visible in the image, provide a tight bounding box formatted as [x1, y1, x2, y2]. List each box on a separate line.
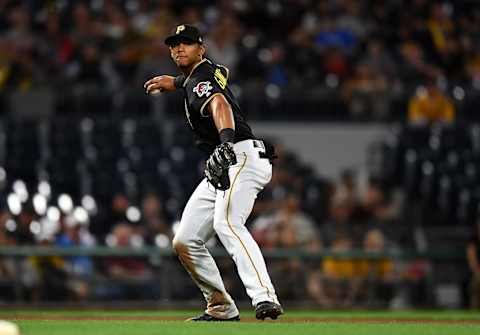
[144, 24, 283, 321]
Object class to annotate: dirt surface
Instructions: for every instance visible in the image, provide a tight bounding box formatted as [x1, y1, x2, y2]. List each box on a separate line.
[3, 315, 480, 325]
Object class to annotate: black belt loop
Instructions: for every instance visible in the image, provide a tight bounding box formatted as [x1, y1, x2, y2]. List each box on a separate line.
[252, 139, 265, 150]
[256, 139, 277, 164]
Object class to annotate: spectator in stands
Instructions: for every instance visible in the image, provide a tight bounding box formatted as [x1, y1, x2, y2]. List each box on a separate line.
[107, 4, 144, 87]
[307, 234, 357, 308]
[398, 41, 442, 90]
[70, 3, 104, 46]
[0, 211, 16, 301]
[1, 4, 47, 91]
[55, 216, 95, 301]
[204, 15, 241, 74]
[425, 3, 456, 67]
[354, 178, 400, 224]
[103, 193, 130, 235]
[314, 17, 357, 53]
[336, 0, 367, 40]
[0, 209, 39, 302]
[14, 206, 36, 245]
[284, 27, 320, 87]
[467, 220, 480, 309]
[139, 2, 174, 38]
[29, 238, 70, 301]
[97, 223, 155, 300]
[342, 61, 390, 120]
[251, 191, 321, 300]
[466, 55, 480, 88]
[135, 37, 177, 88]
[37, 10, 74, 82]
[311, 228, 394, 308]
[355, 229, 395, 307]
[322, 181, 356, 246]
[360, 40, 396, 80]
[67, 43, 108, 87]
[408, 78, 455, 124]
[139, 192, 171, 245]
[251, 192, 320, 251]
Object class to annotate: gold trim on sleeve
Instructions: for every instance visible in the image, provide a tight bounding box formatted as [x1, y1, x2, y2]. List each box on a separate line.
[199, 92, 223, 117]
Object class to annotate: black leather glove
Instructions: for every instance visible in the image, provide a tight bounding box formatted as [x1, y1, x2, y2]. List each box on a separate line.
[205, 142, 237, 190]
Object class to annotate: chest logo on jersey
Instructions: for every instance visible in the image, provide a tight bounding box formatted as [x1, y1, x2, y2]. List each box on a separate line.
[193, 81, 213, 98]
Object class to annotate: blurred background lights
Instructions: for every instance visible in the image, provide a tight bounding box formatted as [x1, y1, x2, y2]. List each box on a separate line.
[41, 218, 60, 237]
[58, 194, 74, 213]
[258, 48, 272, 63]
[453, 86, 465, 101]
[155, 234, 170, 248]
[73, 207, 89, 224]
[5, 219, 17, 232]
[13, 180, 29, 202]
[33, 194, 47, 216]
[7, 193, 22, 215]
[131, 234, 144, 248]
[81, 195, 97, 214]
[265, 84, 280, 99]
[105, 234, 116, 247]
[38, 181, 51, 198]
[29, 221, 41, 235]
[126, 206, 141, 222]
[326, 74, 339, 88]
[46, 206, 61, 222]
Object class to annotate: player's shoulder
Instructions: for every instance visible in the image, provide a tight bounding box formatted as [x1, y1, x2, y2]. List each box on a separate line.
[192, 59, 215, 78]
[188, 59, 229, 90]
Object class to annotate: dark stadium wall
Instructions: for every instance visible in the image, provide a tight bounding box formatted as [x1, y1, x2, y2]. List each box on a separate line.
[252, 122, 389, 179]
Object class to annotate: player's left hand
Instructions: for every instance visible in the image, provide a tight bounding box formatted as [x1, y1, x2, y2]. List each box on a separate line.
[205, 142, 237, 190]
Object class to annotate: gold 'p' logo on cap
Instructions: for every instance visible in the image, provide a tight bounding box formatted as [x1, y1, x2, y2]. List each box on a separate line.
[176, 25, 185, 34]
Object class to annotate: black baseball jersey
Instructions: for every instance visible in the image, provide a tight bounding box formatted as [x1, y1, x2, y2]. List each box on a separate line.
[179, 58, 254, 153]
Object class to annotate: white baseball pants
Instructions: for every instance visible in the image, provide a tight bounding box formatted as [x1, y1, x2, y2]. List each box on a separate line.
[172, 139, 279, 319]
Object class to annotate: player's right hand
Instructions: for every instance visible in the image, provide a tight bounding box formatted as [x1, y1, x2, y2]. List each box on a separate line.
[144, 75, 176, 95]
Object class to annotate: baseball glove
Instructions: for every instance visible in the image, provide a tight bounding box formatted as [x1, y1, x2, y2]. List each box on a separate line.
[205, 142, 237, 190]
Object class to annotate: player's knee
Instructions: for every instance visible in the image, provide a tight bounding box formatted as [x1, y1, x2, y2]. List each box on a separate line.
[172, 233, 199, 253]
[172, 235, 188, 253]
[213, 218, 242, 235]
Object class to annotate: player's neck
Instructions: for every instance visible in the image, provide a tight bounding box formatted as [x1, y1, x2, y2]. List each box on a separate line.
[180, 58, 204, 76]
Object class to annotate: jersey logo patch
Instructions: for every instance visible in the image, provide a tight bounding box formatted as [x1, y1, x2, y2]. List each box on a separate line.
[193, 81, 213, 98]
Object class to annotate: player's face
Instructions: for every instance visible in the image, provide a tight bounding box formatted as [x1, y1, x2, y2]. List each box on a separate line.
[170, 40, 204, 68]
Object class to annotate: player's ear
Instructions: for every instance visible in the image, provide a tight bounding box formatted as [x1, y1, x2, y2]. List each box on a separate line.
[199, 44, 206, 57]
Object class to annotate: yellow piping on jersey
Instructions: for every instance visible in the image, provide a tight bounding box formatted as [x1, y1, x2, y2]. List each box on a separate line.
[226, 153, 272, 299]
[214, 68, 228, 89]
[217, 64, 230, 80]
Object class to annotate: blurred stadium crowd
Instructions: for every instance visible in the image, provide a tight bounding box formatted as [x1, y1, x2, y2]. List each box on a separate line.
[0, 0, 479, 120]
[0, 0, 479, 308]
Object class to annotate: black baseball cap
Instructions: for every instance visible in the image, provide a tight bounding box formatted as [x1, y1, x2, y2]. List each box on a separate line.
[165, 24, 204, 46]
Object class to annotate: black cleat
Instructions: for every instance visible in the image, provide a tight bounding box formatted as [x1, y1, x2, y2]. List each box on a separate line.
[255, 301, 284, 320]
[187, 313, 240, 322]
